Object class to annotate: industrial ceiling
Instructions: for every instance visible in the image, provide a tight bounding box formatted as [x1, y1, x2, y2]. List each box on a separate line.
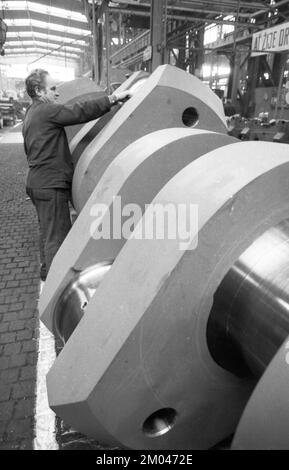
[0, 0, 288, 65]
[0, 0, 90, 63]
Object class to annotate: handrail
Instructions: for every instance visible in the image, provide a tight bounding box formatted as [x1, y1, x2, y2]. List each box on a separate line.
[111, 30, 150, 66]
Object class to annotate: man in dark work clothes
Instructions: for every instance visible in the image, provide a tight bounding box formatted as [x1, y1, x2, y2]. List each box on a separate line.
[23, 68, 131, 281]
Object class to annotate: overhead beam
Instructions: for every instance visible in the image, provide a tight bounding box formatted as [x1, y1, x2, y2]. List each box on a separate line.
[110, 0, 268, 11]
[1, 55, 78, 67]
[7, 26, 91, 42]
[5, 36, 88, 48]
[5, 42, 86, 54]
[106, 0, 288, 23]
[5, 47, 81, 59]
[170, 0, 269, 10]
[5, 44, 80, 53]
[4, 10, 89, 31]
[109, 6, 254, 27]
[28, 0, 85, 13]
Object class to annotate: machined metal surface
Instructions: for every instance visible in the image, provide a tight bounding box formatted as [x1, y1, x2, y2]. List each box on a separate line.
[40, 129, 236, 331]
[45, 141, 289, 449]
[53, 261, 112, 344]
[72, 64, 227, 212]
[69, 71, 149, 167]
[208, 220, 289, 379]
[232, 337, 289, 449]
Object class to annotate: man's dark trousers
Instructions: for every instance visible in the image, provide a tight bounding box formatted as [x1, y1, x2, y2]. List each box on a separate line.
[26, 187, 71, 279]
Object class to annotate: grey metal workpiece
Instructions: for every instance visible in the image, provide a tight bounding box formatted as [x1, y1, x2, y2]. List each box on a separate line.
[72, 64, 227, 212]
[68, 71, 149, 167]
[39, 66, 289, 449]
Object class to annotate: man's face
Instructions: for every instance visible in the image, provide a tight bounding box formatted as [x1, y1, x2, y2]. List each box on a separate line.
[37, 74, 59, 103]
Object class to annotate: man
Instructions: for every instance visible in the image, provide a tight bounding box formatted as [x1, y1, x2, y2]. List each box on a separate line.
[23, 68, 131, 281]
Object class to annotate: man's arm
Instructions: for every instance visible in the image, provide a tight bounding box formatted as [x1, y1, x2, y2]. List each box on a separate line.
[48, 95, 111, 127]
[48, 91, 132, 127]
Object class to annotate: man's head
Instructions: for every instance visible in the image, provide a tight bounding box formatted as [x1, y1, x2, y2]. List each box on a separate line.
[25, 69, 59, 103]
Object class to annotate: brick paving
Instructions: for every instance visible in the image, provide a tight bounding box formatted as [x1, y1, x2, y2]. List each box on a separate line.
[0, 127, 115, 451]
[0, 126, 40, 450]
[0, 126, 121, 451]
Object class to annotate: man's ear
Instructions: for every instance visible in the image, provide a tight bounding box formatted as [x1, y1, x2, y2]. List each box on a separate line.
[35, 86, 41, 97]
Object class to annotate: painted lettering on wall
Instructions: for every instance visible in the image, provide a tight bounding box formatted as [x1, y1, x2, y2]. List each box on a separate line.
[252, 22, 289, 56]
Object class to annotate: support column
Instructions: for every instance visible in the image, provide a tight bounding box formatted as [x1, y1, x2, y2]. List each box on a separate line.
[92, 0, 99, 82]
[97, 22, 104, 85]
[243, 56, 260, 117]
[273, 52, 287, 87]
[195, 29, 204, 79]
[105, 11, 111, 91]
[118, 13, 122, 46]
[150, 0, 167, 72]
[228, 51, 241, 106]
[176, 35, 186, 71]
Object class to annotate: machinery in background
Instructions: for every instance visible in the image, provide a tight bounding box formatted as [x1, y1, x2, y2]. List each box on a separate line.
[227, 113, 289, 143]
[0, 98, 17, 126]
[38, 65, 289, 450]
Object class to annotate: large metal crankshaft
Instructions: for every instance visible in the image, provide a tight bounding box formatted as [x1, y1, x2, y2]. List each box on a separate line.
[39, 65, 289, 450]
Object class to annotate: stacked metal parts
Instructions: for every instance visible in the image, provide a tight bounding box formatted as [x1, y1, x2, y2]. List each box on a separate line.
[39, 65, 289, 450]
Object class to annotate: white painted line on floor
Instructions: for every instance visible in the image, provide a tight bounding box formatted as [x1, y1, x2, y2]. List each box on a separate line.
[33, 281, 59, 450]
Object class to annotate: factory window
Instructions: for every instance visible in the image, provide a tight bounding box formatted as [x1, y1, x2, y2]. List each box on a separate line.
[204, 16, 235, 46]
[204, 23, 218, 45]
[222, 16, 235, 36]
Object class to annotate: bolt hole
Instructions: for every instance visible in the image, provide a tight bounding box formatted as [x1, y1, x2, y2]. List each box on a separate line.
[142, 408, 177, 438]
[182, 107, 199, 127]
[81, 301, 88, 310]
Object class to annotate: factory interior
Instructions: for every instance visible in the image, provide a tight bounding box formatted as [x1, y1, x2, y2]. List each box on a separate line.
[1, 0, 289, 452]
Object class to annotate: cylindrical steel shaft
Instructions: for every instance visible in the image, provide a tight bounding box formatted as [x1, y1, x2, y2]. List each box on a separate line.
[58, 219, 289, 379]
[208, 220, 289, 378]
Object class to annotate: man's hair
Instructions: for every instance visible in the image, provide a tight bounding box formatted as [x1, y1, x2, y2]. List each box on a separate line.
[25, 69, 48, 99]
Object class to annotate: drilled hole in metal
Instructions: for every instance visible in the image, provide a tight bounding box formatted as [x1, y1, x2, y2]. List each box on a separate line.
[143, 408, 177, 438]
[182, 107, 199, 127]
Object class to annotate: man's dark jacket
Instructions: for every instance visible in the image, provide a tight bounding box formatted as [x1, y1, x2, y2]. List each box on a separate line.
[22, 96, 111, 189]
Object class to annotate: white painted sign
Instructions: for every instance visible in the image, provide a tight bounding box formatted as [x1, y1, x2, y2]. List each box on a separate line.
[251, 21, 289, 56]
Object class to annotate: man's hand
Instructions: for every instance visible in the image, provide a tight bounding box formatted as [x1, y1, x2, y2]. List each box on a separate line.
[115, 90, 133, 102]
[108, 90, 133, 105]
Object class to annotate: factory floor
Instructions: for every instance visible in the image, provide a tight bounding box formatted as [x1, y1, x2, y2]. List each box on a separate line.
[0, 124, 111, 450]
